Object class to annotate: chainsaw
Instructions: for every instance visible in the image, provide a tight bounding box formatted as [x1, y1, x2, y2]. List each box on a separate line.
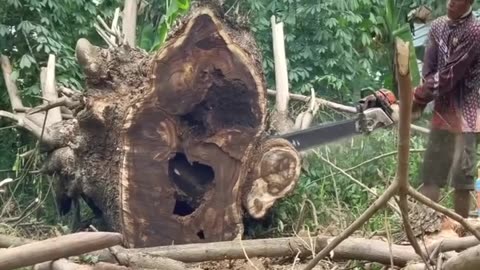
[274, 89, 398, 151]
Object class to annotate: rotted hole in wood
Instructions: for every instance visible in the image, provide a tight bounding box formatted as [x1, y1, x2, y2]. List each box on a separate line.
[179, 69, 259, 137]
[168, 152, 214, 217]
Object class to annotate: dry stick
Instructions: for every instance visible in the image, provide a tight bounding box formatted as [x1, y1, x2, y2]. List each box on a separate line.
[265, 89, 430, 135]
[315, 149, 425, 183]
[28, 96, 80, 115]
[0, 232, 123, 270]
[95, 24, 117, 48]
[384, 211, 395, 269]
[270, 16, 293, 133]
[394, 38, 431, 269]
[294, 88, 319, 130]
[302, 181, 399, 270]
[318, 154, 401, 214]
[2, 198, 39, 225]
[408, 186, 480, 240]
[271, 16, 289, 116]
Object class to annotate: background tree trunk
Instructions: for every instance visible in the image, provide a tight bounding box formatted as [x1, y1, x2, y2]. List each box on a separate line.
[42, 4, 301, 248]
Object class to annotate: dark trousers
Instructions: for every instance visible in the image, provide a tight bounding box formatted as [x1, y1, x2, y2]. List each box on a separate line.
[420, 129, 478, 190]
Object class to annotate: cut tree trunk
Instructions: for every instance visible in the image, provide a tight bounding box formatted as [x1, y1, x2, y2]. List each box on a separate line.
[39, 4, 301, 248]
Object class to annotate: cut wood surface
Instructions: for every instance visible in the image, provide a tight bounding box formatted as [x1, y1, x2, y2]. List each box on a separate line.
[0, 232, 123, 270]
[119, 5, 270, 247]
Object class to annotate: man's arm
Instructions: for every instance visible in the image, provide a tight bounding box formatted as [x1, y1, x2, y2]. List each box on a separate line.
[413, 28, 438, 105]
[414, 30, 479, 105]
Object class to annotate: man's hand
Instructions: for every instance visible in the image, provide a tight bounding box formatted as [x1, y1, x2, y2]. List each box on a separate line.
[389, 101, 424, 123]
[412, 101, 425, 121]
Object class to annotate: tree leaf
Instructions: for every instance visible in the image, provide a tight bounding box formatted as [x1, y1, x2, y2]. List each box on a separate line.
[19, 54, 34, 69]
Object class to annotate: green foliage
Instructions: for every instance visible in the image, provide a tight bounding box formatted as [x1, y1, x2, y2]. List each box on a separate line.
[0, 0, 122, 102]
[224, 0, 386, 102]
[137, 0, 190, 52]
[374, 0, 422, 91]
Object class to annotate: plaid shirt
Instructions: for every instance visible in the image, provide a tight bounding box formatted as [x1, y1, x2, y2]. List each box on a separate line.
[413, 12, 480, 133]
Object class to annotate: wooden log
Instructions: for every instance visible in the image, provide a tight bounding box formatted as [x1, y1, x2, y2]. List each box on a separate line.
[34, 259, 130, 270]
[67, 3, 288, 249]
[443, 244, 480, 270]
[0, 232, 123, 270]
[118, 236, 420, 267]
[0, 233, 34, 248]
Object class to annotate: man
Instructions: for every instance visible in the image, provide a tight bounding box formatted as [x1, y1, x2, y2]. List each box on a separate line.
[412, 0, 480, 217]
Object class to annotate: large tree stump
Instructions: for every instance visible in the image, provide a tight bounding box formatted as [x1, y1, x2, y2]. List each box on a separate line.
[36, 5, 301, 248]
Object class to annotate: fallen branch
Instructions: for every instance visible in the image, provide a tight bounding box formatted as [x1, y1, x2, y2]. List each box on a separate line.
[0, 110, 55, 146]
[303, 181, 400, 269]
[34, 259, 129, 270]
[438, 245, 480, 270]
[316, 149, 425, 183]
[267, 89, 355, 113]
[2, 197, 39, 225]
[4, 232, 480, 269]
[106, 234, 419, 266]
[28, 96, 81, 115]
[0, 232, 123, 270]
[318, 154, 401, 214]
[0, 233, 34, 248]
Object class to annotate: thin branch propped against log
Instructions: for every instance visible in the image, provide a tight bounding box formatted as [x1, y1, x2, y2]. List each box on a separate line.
[122, 0, 138, 47]
[269, 15, 294, 133]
